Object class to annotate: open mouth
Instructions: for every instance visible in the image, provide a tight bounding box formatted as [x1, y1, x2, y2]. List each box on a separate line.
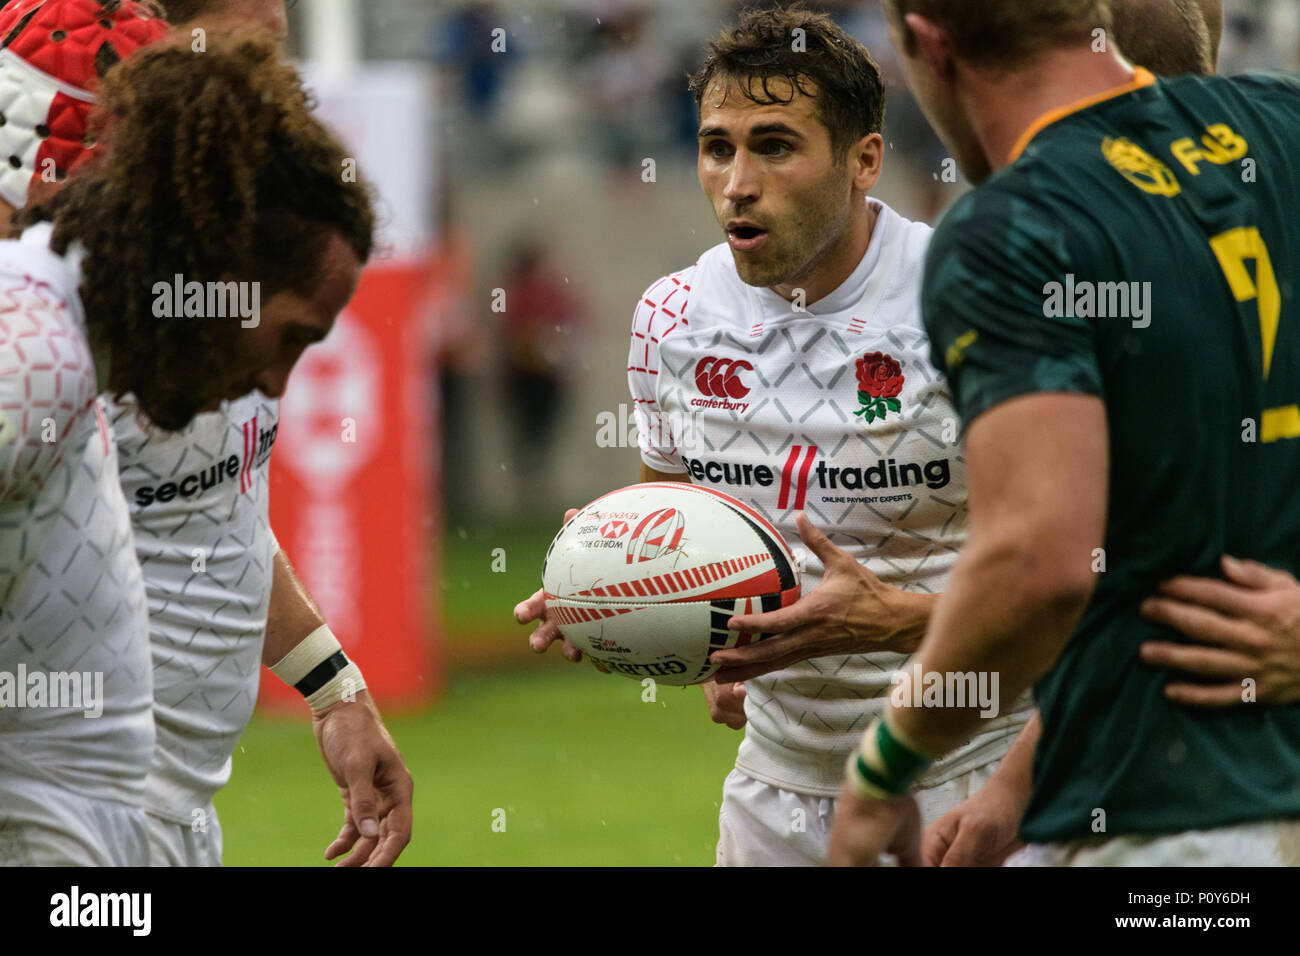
[727, 223, 768, 251]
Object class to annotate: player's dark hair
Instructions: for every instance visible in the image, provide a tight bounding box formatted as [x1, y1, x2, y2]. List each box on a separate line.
[688, 5, 885, 161]
[161, 0, 295, 22]
[17, 31, 374, 432]
[883, 0, 1110, 69]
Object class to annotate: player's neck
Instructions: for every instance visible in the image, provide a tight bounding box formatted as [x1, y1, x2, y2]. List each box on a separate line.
[770, 197, 879, 306]
[966, 48, 1138, 176]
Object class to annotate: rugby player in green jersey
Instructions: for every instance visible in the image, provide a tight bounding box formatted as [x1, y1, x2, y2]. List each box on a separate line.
[827, 0, 1300, 865]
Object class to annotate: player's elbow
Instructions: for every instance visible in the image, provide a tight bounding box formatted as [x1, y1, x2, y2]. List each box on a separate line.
[996, 537, 1099, 623]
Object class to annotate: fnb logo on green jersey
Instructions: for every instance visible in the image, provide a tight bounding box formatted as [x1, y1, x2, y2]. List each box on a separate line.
[133, 415, 278, 508]
[679, 446, 952, 510]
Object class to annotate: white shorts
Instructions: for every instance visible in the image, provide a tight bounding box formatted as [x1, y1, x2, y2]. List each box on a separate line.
[715, 763, 999, 867]
[0, 776, 149, 866]
[1006, 818, 1300, 866]
[145, 806, 223, 867]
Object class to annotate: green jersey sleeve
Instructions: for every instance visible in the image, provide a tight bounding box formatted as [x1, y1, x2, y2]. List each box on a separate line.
[923, 186, 1105, 430]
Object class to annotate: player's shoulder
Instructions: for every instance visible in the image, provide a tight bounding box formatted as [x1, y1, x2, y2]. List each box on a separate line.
[1163, 69, 1300, 107]
[0, 227, 98, 504]
[0, 223, 83, 299]
[635, 259, 697, 314]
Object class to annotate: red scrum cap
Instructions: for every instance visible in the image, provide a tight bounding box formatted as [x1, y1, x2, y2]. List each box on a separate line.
[0, 0, 167, 209]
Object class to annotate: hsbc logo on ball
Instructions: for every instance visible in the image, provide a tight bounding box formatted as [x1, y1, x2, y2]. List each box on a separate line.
[691, 356, 753, 413]
[600, 520, 630, 539]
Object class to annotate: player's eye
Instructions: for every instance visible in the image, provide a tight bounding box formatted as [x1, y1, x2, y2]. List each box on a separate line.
[760, 140, 792, 156]
[704, 140, 732, 159]
[287, 326, 321, 350]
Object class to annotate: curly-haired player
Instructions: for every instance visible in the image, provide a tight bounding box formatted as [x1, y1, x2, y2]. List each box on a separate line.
[0, 9, 375, 865]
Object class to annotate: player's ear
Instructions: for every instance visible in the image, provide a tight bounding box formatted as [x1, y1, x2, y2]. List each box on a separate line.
[849, 132, 885, 193]
[904, 12, 956, 81]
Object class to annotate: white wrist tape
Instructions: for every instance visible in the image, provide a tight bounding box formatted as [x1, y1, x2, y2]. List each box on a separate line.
[269, 624, 366, 714]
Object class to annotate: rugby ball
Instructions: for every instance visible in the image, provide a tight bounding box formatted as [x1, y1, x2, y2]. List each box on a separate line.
[542, 483, 801, 685]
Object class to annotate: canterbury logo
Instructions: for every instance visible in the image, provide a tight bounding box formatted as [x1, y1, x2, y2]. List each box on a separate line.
[695, 357, 754, 399]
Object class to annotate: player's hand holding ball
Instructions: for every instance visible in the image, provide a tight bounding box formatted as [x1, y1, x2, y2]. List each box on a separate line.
[515, 508, 599, 667]
[711, 513, 932, 683]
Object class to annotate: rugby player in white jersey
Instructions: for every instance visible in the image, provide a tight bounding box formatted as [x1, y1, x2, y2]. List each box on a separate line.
[0, 15, 372, 865]
[517, 7, 1034, 866]
[113, 0, 412, 869]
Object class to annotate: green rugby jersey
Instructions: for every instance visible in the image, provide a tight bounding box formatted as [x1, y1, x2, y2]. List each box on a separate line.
[924, 67, 1300, 843]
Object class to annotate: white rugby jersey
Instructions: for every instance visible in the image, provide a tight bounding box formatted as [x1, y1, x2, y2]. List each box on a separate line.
[107, 391, 279, 822]
[0, 223, 153, 809]
[629, 200, 1031, 796]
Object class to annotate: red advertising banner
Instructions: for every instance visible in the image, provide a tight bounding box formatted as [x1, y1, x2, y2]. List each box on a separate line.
[260, 261, 442, 713]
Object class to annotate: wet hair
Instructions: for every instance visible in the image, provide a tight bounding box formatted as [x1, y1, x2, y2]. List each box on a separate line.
[689, 5, 885, 161]
[18, 31, 373, 430]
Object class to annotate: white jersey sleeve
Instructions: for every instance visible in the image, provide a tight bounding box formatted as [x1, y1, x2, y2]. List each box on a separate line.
[628, 266, 694, 474]
[0, 226, 153, 814]
[0, 280, 97, 508]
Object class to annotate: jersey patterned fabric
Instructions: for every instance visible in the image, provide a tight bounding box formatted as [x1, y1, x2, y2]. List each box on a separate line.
[630, 200, 1031, 797]
[0, 224, 152, 820]
[107, 391, 279, 825]
[924, 70, 1300, 842]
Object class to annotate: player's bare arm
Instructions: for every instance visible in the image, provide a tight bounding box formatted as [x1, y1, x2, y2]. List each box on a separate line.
[922, 712, 1039, 866]
[711, 512, 937, 682]
[829, 393, 1107, 865]
[264, 547, 414, 867]
[1139, 557, 1300, 706]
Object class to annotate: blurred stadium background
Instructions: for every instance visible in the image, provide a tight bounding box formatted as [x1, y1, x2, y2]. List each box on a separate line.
[217, 0, 1300, 865]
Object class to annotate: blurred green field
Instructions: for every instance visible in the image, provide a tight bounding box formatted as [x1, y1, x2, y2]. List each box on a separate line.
[218, 522, 746, 866]
[219, 519, 744, 867]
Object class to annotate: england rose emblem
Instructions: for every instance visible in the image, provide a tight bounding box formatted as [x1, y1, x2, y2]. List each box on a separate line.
[854, 351, 904, 424]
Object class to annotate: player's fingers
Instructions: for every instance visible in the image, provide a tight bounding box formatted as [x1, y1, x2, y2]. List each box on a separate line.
[324, 816, 360, 860]
[561, 638, 584, 663]
[710, 631, 804, 668]
[1162, 680, 1255, 709]
[563, 507, 580, 522]
[363, 797, 413, 868]
[727, 601, 814, 636]
[340, 759, 383, 842]
[920, 814, 956, 867]
[514, 588, 547, 625]
[528, 620, 563, 653]
[1151, 575, 1262, 621]
[936, 819, 988, 867]
[1139, 597, 1257, 651]
[794, 512, 851, 569]
[1138, 639, 1258, 679]
[1222, 554, 1292, 589]
[333, 834, 378, 867]
[713, 653, 803, 683]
